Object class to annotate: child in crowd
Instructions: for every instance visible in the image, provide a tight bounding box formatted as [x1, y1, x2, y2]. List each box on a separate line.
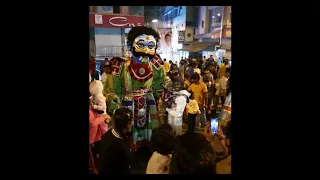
[183, 73, 191, 90]
[89, 80, 107, 115]
[186, 92, 201, 132]
[171, 71, 184, 91]
[146, 124, 176, 174]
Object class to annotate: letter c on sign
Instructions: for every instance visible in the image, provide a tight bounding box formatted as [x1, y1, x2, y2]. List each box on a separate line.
[109, 17, 128, 27]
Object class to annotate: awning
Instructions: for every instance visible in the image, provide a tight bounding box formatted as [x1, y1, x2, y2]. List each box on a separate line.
[179, 42, 217, 52]
[220, 38, 231, 50]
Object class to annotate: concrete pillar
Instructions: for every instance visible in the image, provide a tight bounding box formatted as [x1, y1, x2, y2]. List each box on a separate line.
[205, 6, 210, 34]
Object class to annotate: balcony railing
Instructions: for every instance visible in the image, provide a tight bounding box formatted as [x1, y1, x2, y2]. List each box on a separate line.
[94, 45, 126, 57]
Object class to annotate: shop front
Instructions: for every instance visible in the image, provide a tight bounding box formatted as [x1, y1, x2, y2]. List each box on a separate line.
[89, 14, 144, 58]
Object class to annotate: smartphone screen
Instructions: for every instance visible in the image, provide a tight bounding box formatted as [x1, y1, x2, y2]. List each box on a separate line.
[210, 118, 219, 135]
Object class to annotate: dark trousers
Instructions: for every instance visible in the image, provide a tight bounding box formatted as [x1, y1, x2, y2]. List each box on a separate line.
[213, 95, 226, 112]
[188, 113, 197, 132]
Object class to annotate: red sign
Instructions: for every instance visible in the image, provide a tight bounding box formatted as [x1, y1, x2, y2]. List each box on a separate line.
[89, 14, 144, 28]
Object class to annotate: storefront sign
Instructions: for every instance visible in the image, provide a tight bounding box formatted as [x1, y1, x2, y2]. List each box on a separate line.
[90, 14, 144, 28]
[95, 15, 103, 24]
[178, 31, 185, 44]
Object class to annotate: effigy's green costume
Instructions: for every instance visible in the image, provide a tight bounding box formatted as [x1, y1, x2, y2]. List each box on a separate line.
[103, 27, 165, 151]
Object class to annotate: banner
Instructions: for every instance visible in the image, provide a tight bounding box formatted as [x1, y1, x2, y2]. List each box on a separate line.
[90, 14, 144, 28]
[184, 27, 194, 42]
[157, 28, 173, 60]
[178, 31, 185, 44]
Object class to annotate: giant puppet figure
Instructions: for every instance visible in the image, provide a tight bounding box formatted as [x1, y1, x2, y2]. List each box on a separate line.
[103, 26, 166, 151]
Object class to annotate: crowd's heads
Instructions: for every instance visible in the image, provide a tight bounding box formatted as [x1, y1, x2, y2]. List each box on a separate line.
[112, 108, 133, 138]
[191, 61, 198, 68]
[224, 59, 229, 65]
[203, 68, 210, 74]
[171, 64, 178, 71]
[151, 124, 176, 155]
[190, 73, 200, 83]
[172, 132, 216, 174]
[184, 73, 189, 80]
[164, 58, 167, 62]
[127, 26, 160, 64]
[171, 71, 180, 80]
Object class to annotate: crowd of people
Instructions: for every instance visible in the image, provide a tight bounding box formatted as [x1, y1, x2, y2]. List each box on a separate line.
[162, 55, 231, 130]
[89, 54, 231, 174]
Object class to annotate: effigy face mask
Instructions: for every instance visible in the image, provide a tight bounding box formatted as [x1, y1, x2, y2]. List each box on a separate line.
[132, 34, 157, 63]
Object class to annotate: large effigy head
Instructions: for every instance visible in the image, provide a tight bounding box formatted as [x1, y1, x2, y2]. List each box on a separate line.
[127, 26, 160, 64]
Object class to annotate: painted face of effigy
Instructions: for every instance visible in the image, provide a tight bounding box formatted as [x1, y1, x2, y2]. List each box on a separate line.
[131, 34, 157, 64]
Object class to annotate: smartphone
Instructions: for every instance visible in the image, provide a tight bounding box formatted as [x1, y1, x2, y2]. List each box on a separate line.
[210, 118, 219, 135]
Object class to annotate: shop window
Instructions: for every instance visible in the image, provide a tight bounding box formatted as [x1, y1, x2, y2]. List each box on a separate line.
[172, 8, 178, 18]
[128, 6, 144, 16]
[89, 6, 96, 13]
[113, 6, 120, 14]
[164, 14, 168, 21]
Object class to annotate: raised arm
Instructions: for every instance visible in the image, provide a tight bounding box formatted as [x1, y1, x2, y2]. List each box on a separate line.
[89, 109, 109, 127]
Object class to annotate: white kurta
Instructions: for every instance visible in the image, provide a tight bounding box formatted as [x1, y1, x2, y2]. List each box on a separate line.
[166, 94, 188, 135]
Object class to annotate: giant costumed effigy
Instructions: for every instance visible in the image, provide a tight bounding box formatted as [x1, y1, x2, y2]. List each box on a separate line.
[103, 26, 166, 151]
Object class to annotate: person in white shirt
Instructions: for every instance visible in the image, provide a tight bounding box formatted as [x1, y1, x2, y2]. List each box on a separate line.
[146, 124, 176, 174]
[213, 71, 229, 113]
[166, 90, 190, 135]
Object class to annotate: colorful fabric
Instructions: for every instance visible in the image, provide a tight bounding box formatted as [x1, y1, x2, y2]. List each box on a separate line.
[103, 55, 165, 151]
[128, 59, 153, 82]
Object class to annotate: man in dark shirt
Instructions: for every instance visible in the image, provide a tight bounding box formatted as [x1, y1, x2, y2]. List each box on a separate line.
[98, 108, 133, 175]
[99, 130, 131, 175]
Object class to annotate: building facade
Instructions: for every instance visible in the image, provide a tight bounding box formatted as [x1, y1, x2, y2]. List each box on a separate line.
[194, 6, 231, 59]
[89, 6, 145, 59]
[158, 6, 197, 63]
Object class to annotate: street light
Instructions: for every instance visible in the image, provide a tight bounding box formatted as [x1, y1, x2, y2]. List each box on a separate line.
[151, 19, 158, 23]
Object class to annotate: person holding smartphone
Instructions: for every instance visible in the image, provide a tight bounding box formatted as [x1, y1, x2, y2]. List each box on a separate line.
[204, 121, 231, 174]
[204, 122, 228, 162]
